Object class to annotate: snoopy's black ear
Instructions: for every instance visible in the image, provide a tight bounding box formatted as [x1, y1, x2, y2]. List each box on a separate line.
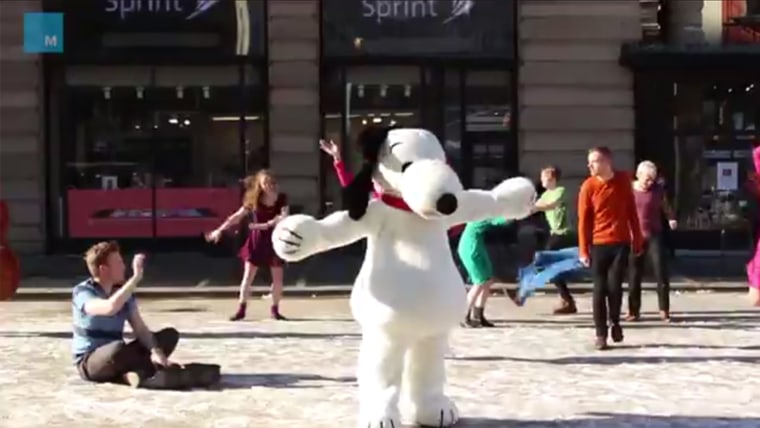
[343, 163, 374, 220]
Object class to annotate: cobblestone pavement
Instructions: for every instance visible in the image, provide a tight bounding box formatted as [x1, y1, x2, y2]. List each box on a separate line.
[0, 293, 758, 428]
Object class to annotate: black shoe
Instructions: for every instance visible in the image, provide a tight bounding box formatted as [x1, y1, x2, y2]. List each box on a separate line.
[479, 316, 496, 328]
[610, 324, 624, 343]
[139, 366, 187, 390]
[471, 307, 494, 327]
[183, 363, 222, 388]
[460, 316, 482, 328]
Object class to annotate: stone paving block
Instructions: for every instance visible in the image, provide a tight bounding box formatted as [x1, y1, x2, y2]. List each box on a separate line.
[0, 294, 758, 427]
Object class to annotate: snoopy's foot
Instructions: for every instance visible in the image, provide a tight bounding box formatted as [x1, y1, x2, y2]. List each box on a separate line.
[404, 396, 459, 427]
[357, 407, 401, 428]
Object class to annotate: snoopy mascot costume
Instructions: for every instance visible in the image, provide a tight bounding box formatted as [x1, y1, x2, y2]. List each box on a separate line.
[272, 126, 536, 427]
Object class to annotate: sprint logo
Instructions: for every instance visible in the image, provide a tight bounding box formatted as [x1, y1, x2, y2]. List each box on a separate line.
[105, 0, 221, 21]
[186, 0, 221, 20]
[361, 0, 475, 24]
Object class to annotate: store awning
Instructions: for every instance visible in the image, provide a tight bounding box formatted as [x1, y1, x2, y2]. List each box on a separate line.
[619, 42, 760, 70]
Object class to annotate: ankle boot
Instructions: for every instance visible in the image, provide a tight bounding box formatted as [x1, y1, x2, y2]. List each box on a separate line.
[461, 310, 481, 328]
[270, 304, 287, 320]
[229, 303, 246, 321]
[553, 298, 577, 315]
[473, 307, 495, 328]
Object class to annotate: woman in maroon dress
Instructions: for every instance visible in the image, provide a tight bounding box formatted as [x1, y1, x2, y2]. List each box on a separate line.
[206, 170, 289, 321]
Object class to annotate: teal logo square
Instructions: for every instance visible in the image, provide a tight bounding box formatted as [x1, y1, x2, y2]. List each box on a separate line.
[24, 12, 64, 54]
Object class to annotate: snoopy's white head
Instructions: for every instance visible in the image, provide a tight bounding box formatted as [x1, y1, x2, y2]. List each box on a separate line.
[344, 126, 463, 220]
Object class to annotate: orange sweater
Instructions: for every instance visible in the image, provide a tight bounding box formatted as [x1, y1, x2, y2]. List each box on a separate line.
[577, 171, 643, 260]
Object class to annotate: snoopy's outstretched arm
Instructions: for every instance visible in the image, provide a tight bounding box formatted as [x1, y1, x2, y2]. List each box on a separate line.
[273, 203, 380, 262]
[446, 177, 537, 227]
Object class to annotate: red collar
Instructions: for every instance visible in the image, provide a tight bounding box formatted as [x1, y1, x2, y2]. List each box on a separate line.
[380, 193, 412, 212]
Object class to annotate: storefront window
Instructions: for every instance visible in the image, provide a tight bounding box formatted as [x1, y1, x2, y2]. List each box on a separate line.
[723, 0, 760, 44]
[672, 80, 759, 235]
[320, 66, 515, 196]
[464, 71, 513, 188]
[60, 65, 265, 239]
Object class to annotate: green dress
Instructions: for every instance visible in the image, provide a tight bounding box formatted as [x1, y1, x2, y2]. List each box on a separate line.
[457, 217, 512, 285]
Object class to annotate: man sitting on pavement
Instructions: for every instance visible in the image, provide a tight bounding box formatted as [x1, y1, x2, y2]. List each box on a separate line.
[72, 241, 219, 389]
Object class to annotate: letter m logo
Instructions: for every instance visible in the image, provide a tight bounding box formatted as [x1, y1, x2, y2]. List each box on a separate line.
[24, 13, 64, 54]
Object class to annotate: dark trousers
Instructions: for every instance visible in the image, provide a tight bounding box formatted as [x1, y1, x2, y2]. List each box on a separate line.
[591, 244, 630, 337]
[545, 233, 577, 302]
[628, 234, 670, 314]
[77, 327, 179, 383]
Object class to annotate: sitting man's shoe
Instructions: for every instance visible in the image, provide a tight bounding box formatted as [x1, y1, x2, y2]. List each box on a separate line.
[183, 363, 222, 388]
[140, 366, 187, 390]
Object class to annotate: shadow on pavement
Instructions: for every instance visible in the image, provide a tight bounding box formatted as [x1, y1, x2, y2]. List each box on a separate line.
[217, 373, 356, 390]
[459, 413, 760, 427]
[450, 355, 759, 365]
[0, 331, 360, 340]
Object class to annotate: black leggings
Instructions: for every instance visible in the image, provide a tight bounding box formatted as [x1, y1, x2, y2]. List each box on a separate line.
[628, 234, 670, 314]
[545, 233, 577, 302]
[591, 243, 630, 337]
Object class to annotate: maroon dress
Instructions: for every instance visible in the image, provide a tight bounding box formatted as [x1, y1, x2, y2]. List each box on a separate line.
[239, 194, 288, 267]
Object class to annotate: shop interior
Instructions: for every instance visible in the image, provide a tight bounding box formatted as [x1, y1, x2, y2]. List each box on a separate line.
[50, 65, 266, 241]
[321, 65, 514, 212]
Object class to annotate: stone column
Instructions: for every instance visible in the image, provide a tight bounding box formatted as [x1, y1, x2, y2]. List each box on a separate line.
[266, 0, 321, 214]
[668, 0, 706, 45]
[518, 0, 640, 220]
[0, 1, 45, 254]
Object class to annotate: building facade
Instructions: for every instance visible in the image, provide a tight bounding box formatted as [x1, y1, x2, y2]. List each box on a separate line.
[0, 0, 757, 255]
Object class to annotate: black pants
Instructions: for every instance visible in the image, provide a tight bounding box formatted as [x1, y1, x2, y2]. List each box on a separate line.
[545, 233, 577, 302]
[628, 234, 670, 314]
[591, 244, 630, 337]
[77, 327, 179, 383]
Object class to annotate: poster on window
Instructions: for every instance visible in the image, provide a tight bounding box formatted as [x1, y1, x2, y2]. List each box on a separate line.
[67, 188, 240, 238]
[723, 0, 760, 44]
[716, 162, 739, 191]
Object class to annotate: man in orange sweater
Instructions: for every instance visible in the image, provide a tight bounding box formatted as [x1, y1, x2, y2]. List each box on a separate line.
[578, 147, 643, 350]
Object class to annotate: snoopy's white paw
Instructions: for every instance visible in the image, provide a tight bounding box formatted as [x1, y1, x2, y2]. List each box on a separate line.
[357, 409, 402, 428]
[271, 214, 318, 262]
[491, 177, 537, 220]
[404, 396, 459, 427]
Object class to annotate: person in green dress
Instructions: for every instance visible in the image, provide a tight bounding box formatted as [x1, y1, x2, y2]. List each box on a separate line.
[458, 216, 520, 328]
[532, 166, 578, 314]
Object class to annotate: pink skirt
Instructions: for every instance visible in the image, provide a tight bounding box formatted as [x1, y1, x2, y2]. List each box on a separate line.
[748, 240, 760, 290]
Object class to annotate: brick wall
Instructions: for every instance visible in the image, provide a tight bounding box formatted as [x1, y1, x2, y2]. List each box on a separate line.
[518, 0, 641, 219]
[0, 1, 45, 253]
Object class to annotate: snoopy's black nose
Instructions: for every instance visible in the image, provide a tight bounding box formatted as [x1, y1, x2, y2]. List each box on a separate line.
[436, 193, 458, 215]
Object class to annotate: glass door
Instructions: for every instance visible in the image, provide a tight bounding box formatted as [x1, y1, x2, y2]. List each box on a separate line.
[321, 66, 422, 213]
[319, 65, 516, 212]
